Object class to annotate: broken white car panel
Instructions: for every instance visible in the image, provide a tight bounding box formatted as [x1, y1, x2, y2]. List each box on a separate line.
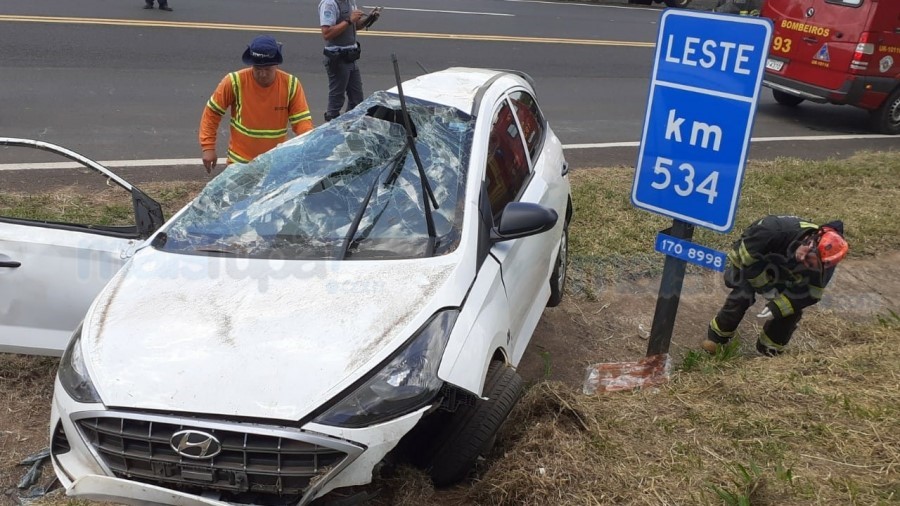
[4, 67, 572, 505]
[0, 137, 163, 356]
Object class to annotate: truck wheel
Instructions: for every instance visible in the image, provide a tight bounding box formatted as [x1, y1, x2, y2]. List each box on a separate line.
[870, 88, 900, 135]
[663, 0, 692, 7]
[713, 1, 740, 13]
[547, 223, 568, 307]
[428, 361, 524, 487]
[772, 89, 804, 107]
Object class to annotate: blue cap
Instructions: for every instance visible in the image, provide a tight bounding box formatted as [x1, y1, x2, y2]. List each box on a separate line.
[242, 35, 283, 67]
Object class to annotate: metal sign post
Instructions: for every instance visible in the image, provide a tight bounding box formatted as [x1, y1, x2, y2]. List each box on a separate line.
[646, 220, 693, 356]
[632, 10, 772, 357]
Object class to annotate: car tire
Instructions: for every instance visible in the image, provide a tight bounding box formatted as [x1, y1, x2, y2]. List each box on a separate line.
[713, 1, 741, 13]
[428, 361, 524, 487]
[663, 0, 692, 7]
[772, 89, 805, 107]
[547, 223, 568, 308]
[869, 88, 900, 135]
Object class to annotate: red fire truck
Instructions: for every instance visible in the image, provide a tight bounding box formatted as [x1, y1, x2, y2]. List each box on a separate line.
[761, 0, 900, 134]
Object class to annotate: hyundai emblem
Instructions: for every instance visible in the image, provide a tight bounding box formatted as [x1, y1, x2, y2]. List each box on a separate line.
[170, 430, 222, 459]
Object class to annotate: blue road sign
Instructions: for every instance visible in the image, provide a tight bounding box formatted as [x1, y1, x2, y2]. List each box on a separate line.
[632, 10, 773, 233]
[654, 232, 727, 272]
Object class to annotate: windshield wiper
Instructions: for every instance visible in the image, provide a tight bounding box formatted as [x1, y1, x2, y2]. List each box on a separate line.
[337, 162, 391, 260]
[193, 246, 240, 256]
[392, 54, 439, 256]
[338, 58, 439, 260]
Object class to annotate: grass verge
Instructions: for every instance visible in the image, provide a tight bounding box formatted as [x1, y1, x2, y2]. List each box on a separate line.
[452, 310, 900, 506]
[568, 151, 900, 293]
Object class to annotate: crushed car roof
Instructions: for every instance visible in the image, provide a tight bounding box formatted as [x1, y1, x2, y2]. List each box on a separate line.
[391, 67, 531, 115]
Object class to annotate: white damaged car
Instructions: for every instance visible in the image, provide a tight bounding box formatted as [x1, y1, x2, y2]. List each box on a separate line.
[0, 67, 571, 505]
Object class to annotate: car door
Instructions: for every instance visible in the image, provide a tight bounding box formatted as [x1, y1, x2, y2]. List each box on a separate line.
[483, 92, 559, 366]
[0, 138, 163, 356]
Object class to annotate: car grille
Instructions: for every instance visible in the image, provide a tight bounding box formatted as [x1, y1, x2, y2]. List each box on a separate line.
[74, 413, 359, 501]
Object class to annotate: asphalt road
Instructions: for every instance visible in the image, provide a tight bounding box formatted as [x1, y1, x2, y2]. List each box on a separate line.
[0, 0, 897, 178]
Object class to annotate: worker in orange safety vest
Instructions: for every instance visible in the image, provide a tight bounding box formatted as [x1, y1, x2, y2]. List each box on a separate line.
[199, 35, 314, 172]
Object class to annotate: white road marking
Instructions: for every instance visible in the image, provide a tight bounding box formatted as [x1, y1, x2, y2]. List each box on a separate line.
[0, 159, 198, 171]
[502, 0, 657, 10]
[562, 134, 898, 150]
[563, 141, 641, 149]
[0, 135, 893, 170]
[362, 6, 514, 16]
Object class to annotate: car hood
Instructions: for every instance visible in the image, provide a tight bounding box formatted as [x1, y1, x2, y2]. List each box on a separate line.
[82, 250, 456, 421]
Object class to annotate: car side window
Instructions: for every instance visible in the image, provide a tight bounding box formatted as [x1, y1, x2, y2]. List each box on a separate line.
[508, 91, 545, 163]
[485, 99, 530, 219]
[0, 140, 164, 239]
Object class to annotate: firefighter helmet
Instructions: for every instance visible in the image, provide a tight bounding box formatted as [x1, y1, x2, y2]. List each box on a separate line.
[816, 227, 848, 268]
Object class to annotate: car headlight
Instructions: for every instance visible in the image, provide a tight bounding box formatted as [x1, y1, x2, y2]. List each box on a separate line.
[312, 309, 459, 428]
[58, 323, 102, 404]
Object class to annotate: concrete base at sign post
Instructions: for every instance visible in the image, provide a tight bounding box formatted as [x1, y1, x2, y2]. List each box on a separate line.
[582, 354, 672, 394]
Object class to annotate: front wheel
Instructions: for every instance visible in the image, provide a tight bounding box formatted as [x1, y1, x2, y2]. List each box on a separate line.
[663, 0, 692, 7]
[773, 89, 805, 107]
[870, 88, 900, 135]
[547, 224, 568, 307]
[428, 361, 524, 487]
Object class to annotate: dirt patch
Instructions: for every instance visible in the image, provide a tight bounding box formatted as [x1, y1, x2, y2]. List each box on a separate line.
[2, 253, 898, 505]
[0, 356, 57, 505]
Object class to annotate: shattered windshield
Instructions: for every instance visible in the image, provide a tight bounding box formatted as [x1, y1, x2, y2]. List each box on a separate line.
[158, 91, 474, 260]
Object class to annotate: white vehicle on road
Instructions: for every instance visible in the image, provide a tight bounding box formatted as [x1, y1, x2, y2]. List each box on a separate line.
[0, 66, 572, 505]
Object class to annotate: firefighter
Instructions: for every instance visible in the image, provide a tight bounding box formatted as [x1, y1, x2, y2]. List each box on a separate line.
[703, 215, 849, 356]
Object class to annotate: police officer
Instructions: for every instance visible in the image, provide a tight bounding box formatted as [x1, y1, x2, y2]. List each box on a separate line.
[704, 215, 849, 356]
[143, 0, 172, 11]
[319, 0, 380, 122]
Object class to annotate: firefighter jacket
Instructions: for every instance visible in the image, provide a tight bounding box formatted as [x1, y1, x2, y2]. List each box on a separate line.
[726, 215, 842, 319]
[199, 68, 313, 164]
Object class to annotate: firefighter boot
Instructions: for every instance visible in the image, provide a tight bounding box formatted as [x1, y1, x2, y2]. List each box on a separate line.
[702, 332, 732, 354]
[703, 319, 734, 354]
[755, 313, 801, 356]
[701, 339, 719, 354]
[755, 340, 783, 356]
[702, 338, 731, 354]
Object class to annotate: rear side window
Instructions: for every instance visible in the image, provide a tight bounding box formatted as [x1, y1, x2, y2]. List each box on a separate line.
[508, 91, 545, 162]
[824, 0, 862, 6]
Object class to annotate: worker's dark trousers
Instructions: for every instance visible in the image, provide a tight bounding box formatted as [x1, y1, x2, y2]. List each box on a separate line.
[708, 266, 803, 351]
[323, 57, 363, 121]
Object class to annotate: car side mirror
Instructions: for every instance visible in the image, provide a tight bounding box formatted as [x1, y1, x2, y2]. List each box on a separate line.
[490, 202, 558, 242]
